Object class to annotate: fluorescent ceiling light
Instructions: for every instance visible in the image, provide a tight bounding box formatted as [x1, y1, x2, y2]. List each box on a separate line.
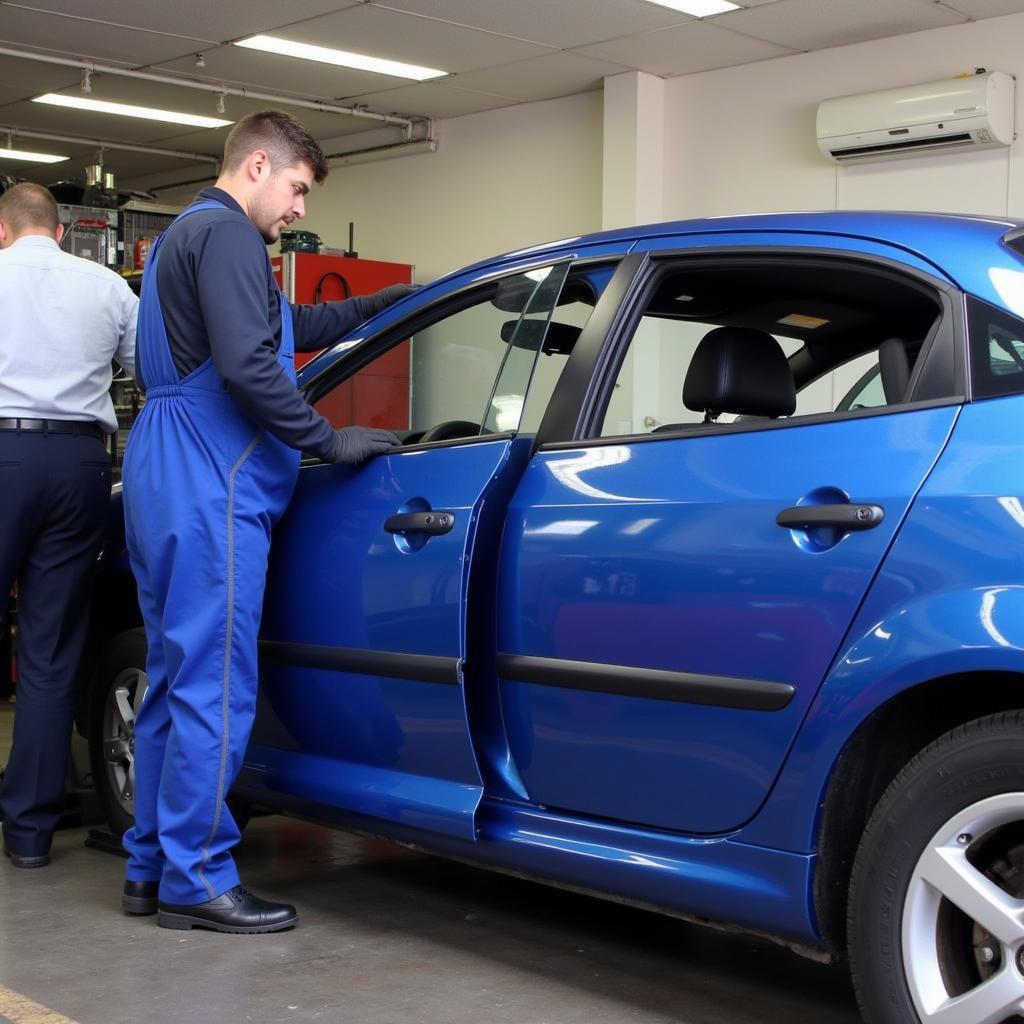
[0, 147, 67, 164]
[236, 34, 447, 82]
[33, 94, 232, 129]
[646, 0, 740, 16]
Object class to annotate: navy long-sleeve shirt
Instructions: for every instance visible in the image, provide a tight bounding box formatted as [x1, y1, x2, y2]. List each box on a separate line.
[150, 187, 369, 460]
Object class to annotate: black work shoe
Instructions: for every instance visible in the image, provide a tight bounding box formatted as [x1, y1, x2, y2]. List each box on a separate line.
[3, 847, 49, 869]
[123, 880, 159, 915]
[157, 885, 298, 933]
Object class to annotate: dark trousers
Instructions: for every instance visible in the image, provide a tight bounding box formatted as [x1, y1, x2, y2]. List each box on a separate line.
[0, 430, 111, 856]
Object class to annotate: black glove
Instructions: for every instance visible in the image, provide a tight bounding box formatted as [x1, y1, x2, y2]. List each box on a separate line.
[331, 426, 400, 465]
[360, 283, 420, 319]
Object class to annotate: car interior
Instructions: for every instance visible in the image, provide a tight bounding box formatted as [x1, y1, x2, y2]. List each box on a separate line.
[596, 259, 946, 438]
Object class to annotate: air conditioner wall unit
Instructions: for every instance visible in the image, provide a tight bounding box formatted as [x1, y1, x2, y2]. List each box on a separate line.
[816, 71, 1015, 164]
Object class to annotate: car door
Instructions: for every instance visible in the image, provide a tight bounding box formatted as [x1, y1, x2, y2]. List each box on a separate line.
[243, 260, 579, 841]
[494, 237, 964, 835]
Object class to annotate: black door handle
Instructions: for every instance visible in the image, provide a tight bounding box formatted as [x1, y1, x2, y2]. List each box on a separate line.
[384, 511, 456, 536]
[776, 503, 884, 531]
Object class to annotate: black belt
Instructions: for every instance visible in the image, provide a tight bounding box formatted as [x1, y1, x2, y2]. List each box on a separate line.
[0, 418, 106, 442]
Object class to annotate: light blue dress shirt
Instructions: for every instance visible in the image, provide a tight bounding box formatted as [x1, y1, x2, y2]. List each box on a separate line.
[0, 234, 138, 434]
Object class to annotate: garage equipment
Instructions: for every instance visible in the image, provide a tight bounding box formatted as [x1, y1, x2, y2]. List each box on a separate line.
[271, 250, 414, 430]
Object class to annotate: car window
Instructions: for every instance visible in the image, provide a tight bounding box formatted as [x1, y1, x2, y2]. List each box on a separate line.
[595, 259, 943, 439]
[835, 359, 885, 412]
[518, 265, 616, 433]
[968, 297, 1024, 400]
[312, 263, 572, 443]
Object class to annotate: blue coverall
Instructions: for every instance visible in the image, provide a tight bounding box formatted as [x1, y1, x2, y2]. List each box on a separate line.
[122, 199, 301, 904]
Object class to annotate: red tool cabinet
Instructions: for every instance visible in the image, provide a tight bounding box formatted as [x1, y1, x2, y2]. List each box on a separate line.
[271, 252, 413, 431]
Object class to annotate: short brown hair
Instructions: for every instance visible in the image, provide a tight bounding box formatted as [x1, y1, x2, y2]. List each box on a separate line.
[222, 110, 328, 184]
[0, 181, 59, 234]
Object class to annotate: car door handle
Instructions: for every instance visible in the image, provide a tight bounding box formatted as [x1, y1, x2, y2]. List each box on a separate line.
[776, 503, 884, 531]
[384, 511, 456, 536]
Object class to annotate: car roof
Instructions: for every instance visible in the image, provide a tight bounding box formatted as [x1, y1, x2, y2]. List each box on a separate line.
[467, 211, 1024, 314]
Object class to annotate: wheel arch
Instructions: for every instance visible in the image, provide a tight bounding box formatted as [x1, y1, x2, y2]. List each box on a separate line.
[77, 564, 143, 736]
[813, 670, 1024, 954]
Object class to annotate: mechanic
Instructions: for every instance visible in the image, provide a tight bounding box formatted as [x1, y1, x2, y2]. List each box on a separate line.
[121, 110, 413, 934]
[0, 182, 138, 868]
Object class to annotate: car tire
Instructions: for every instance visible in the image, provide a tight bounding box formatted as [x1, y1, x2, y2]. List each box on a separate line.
[848, 711, 1024, 1024]
[89, 627, 149, 838]
[89, 627, 254, 841]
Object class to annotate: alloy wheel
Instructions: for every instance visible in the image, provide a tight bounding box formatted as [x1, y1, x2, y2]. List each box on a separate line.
[100, 666, 148, 819]
[903, 792, 1024, 1024]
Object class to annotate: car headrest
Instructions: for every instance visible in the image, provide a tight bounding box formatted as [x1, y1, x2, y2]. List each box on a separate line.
[878, 337, 910, 404]
[683, 326, 796, 420]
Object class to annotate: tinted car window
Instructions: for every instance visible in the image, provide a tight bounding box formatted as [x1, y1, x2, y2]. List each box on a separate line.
[968, 297, 1024, 400]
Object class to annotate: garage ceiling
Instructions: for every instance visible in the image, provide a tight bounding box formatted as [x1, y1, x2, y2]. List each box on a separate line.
[0, 0, 1022, 186]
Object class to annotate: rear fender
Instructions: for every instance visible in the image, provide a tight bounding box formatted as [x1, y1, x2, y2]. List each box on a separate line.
[739, 586, 1024, 852]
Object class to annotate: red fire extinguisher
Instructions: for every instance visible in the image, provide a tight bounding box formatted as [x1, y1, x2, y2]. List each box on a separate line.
[134, 236, 152, 271]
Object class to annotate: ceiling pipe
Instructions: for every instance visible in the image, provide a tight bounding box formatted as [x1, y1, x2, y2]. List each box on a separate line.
[0, 45, 419, 133]
[327, 136, 437, 167]
[148, 134, 439, 192]
[1, 123, 221, 163]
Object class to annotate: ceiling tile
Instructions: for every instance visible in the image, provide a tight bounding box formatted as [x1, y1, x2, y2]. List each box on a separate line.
[938, 0, 1024, 15]
[718, 0, 966, 51]
[448, 52, 634, 103]
[0, 1, 362, 46]
[343, 81, 520, 118]
[155, 45, 413, 103]
[0, 54, 79, 98]
[277, 4, 555, 75]
[574, 20, 795, 76]
[0, 7, 207, 64]
[366, 0, 692, 48]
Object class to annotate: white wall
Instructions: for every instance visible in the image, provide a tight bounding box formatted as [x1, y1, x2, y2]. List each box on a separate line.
[664, 12, 1024, 220]
[305, 90, 603, 285]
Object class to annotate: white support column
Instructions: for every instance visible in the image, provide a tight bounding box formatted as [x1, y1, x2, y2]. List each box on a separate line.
[603, 72, 667, 433]
[602, 71, 666, 231]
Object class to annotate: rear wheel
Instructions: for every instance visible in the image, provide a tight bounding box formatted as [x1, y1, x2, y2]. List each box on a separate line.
[848, 711, 1024, 1024]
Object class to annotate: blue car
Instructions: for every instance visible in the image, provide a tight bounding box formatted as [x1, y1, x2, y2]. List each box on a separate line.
[89, 211, 1024, 1024]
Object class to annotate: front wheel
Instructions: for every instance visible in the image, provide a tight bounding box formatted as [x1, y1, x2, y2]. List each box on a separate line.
[88, 628, 254, 839]
[848, 711, 1024, 1024]
[89, 628, 148, 838]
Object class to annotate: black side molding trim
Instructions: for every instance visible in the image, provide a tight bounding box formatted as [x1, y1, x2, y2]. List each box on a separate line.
[260, 640, 461, 685]
[497, 654, 794, 711]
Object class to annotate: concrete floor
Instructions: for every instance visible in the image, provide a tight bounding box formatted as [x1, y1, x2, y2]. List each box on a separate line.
[0, 701, 862, 1024]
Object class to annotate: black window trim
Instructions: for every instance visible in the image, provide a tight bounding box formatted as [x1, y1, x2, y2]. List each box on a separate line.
[538, 245, 965, 452]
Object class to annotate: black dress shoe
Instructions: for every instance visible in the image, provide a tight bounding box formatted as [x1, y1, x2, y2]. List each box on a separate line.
[3, 847, 49, 869]
[122, 880, 159, 915]
[157, 885, 298, 933]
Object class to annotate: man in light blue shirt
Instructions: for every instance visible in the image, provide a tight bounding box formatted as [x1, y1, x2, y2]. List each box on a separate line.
[0, 181, 137, 868]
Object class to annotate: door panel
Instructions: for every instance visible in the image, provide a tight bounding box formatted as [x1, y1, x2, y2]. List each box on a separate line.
[496, 407, 958, 834]
[252, 440, 517, 839]
[245, 261, 579, 840]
